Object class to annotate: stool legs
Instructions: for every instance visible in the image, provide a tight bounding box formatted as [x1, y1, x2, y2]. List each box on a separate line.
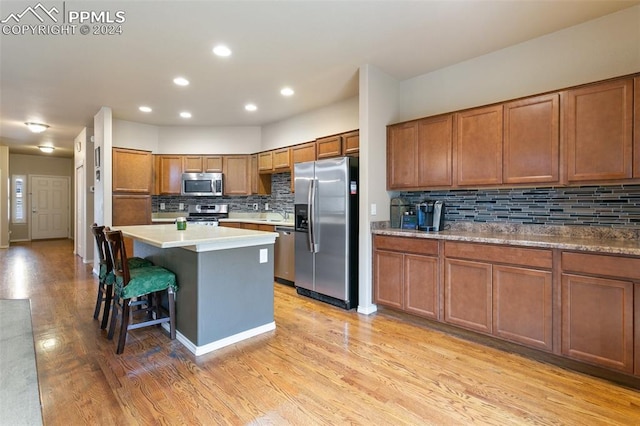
[93, 279, 113, 330]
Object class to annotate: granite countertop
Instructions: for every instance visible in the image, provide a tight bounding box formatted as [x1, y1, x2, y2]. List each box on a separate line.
[115, 224, 277, 252]
[372, 222, 640, 256]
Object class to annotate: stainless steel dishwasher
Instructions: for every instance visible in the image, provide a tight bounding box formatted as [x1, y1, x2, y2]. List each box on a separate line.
[274, 226, 295, 285]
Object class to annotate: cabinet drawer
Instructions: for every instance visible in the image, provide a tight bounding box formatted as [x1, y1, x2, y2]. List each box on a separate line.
[445, 242, 551, 269]
[373, 235, 438, 256]
[562, 251, 640, 280]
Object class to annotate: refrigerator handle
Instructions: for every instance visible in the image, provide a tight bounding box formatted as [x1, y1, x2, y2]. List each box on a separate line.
[307, 179, 314, 252]
[309, 179, 318, 253]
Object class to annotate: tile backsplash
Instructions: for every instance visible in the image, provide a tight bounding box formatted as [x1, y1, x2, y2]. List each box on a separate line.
[400, 185, 640, 228]
[153, 172, 294, 214]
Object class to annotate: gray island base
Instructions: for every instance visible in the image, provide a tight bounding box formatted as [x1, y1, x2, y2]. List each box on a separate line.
[116, 225, 277, 356]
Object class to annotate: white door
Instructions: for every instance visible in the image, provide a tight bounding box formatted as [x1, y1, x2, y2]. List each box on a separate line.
[30, 175, 69, 240]
[75, 166, 84, 256]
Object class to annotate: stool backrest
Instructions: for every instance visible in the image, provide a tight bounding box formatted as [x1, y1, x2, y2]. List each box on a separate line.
[104, 229, 131, 286]
[91, 223, 113, 275]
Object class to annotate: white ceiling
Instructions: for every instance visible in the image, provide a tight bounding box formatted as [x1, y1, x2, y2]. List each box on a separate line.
[1, 0, 638, 158]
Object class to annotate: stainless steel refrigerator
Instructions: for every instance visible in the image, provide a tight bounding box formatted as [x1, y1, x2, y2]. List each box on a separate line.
[294, 157, 358, 309]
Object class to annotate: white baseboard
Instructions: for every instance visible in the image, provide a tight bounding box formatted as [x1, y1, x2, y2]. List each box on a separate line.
[162, 322, 276, 356]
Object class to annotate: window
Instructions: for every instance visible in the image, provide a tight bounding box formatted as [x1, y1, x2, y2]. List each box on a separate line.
[12, 175, 26, 224]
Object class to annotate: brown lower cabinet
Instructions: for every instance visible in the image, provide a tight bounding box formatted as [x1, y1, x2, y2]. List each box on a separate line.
[374, 236, 640, 376]
[373, 235, 439, 320]
[561, 251, 638, 374]
[444, 242, 553, 352]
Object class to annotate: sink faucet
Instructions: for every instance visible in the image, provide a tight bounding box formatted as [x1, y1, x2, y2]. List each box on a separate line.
[277, 210, 289, 220]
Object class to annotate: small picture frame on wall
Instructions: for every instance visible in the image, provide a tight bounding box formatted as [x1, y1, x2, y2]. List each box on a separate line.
[95, 146, 101, 168]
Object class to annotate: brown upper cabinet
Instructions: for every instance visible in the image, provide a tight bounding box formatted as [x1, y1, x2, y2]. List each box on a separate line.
[155, 155, 182, 195]
[112, 148, 153, 194]
[388, 73, 639, 190]
[635, 77, 640, 177]
[182, 155, 223, 173]
[291, 142, 316, 164]
[563, 77, 634, 182]
[182, 155, 203, 173]
[503, 93, 560, 184]
[258, 148, 291, 173]
[316, 135, 343, 159]
[258, 151, 273, 172]
[342, 131, 360, 156]
[387, 115, 453, 190]
[455, 104, 503, 186]
[272, 147, 291, 170]
[251, 154, 272, 195]
[223, 155, 251, 195]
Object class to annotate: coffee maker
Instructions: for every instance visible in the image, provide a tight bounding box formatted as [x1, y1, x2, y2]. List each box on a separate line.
[416, 200, 445, 231]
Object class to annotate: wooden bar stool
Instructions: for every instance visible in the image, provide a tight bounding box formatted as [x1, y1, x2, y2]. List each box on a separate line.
[91, 224, 154, 329]
[104, 228, 178, 354]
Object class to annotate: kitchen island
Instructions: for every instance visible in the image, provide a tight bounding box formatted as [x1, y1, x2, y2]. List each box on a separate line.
[115, 224, 278, 356]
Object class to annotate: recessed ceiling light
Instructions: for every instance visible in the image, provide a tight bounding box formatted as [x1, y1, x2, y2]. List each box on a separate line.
[173, 77, 190, 86]
[244, 104, 257, 112]
[139, 106, 152, 113]
[213, 45, 232, 57]
[25, 122, 49, 133]
[180, 111, 192, 118]
[280, 87, 295, 97]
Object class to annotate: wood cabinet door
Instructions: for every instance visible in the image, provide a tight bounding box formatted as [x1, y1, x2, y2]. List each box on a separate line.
[112, 148, 152, 193]
[445, 258, 492, 333]
[634, 77, 640, 178]
[223, 155, 250, 195]
[112, 194, 151, 226]
[316, 135, 342, 159]
[455, 105, 503, 186]
[564, 78, 633, 182]
[273, 148, 291, 170]
[417, 115, 453, 187]
[342, 131, 359, 156]
[292, 142, 316, 164]
[561, 273, 634, 373]
[157, 155, 182, 194]
[503, 94, 560, 184]
[182, 155, 203, 173]
[635, 283, 640, 377]
[404, 254, 439, 320]
[374, 250, 404, 309]
[258, 152, 273, 172]
[493, 265, 553, 351]
[203, 156, 223, 172]
[387, 122, 417, 189]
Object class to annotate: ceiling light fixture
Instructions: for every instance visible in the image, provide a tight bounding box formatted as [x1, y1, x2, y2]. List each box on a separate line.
[25, 122, 49, 133]
[38, 145, 55, 153]
[139, 106, 152, 113]
[212, 45, 232, 57]
[245, 104, 257, 112]
[280, 87, 295, 96]
[180, 111, 192, 118]
[173, 77, 190, 86]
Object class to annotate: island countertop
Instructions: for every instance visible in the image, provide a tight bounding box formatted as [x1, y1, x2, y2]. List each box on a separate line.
[115, 224, 278, 252]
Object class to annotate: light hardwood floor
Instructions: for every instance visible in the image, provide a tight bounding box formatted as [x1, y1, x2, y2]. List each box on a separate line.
[1, 239, 639, 425]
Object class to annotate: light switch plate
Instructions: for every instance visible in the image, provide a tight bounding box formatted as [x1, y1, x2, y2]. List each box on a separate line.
[160, 203, 165, 210]
[259, 249, 268, 263]
[371, 203, 377, 215]
[179, 203, 184, 210]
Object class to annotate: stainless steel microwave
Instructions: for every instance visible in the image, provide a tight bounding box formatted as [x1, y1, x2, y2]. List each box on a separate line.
[181, 172, 223, 196]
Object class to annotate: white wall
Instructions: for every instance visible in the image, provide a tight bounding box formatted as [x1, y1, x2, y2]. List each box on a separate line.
[113, 120, 159, 152]
[398, 5, 640, 122]
[157, 126, 261, 154]
[261, 96, 359, 150]
[0, 146, 8, 248]
[73, 127, 94, 263]
[357, 64, 399, 315]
